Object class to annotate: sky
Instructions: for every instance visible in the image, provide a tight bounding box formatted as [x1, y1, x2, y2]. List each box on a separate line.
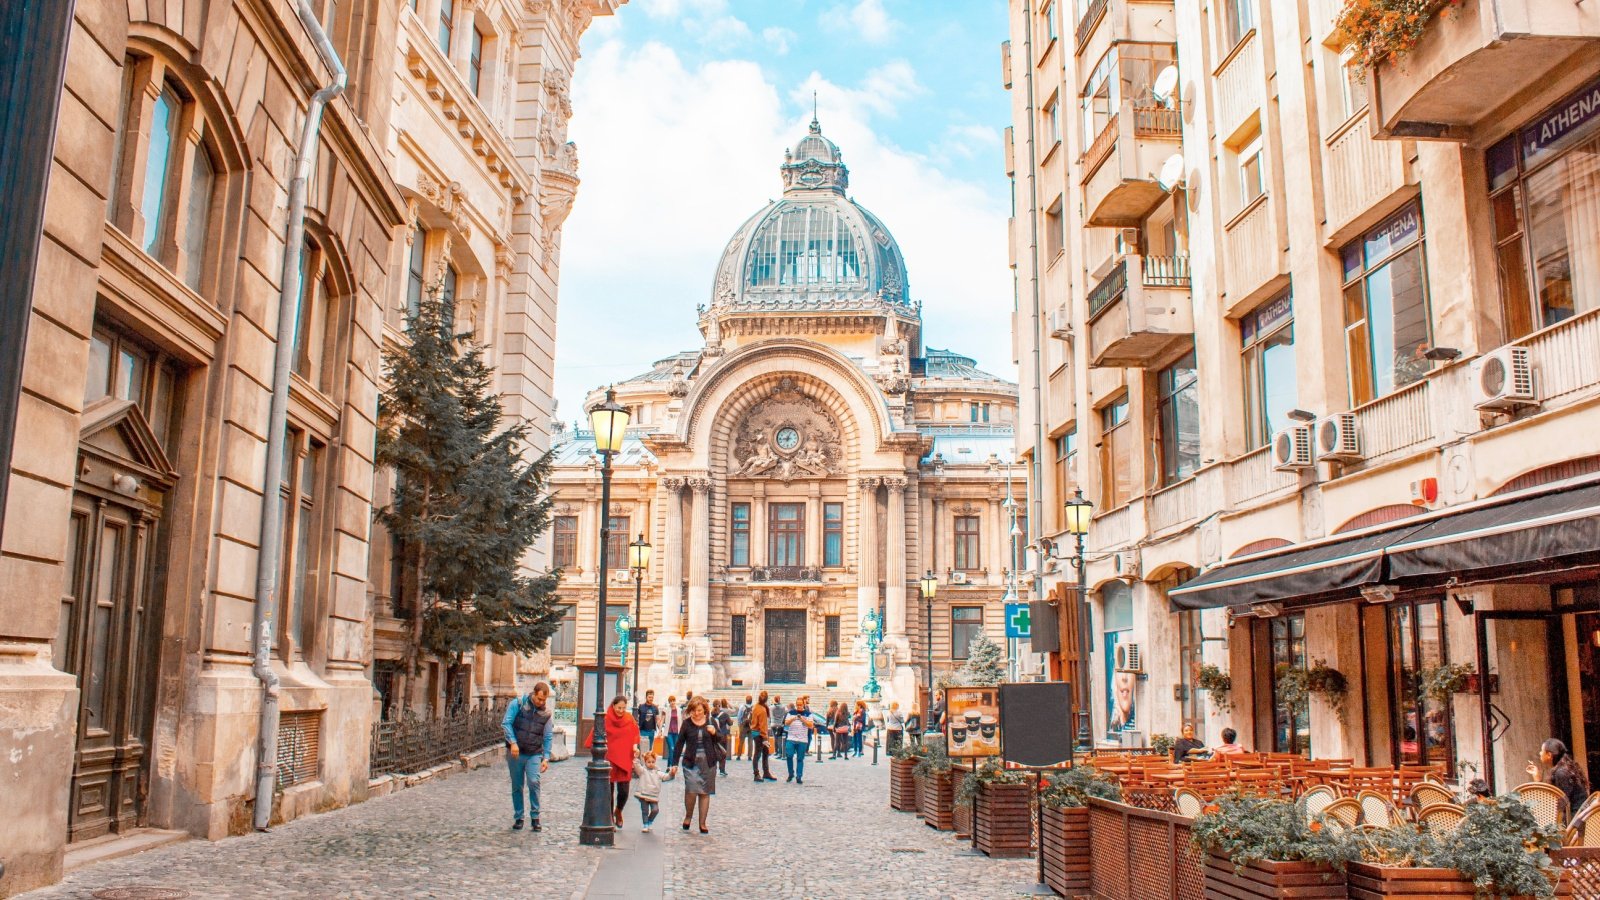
[552, 0, 1015, 428]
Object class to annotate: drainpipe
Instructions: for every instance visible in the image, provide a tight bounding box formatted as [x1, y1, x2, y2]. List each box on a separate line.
[251, 0, 345, 832]
[1020, 3, 1050, 661]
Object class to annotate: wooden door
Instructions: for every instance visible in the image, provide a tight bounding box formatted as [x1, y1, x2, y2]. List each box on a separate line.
[764, 609, 807, 684]
[1575, 612, 1600, 784]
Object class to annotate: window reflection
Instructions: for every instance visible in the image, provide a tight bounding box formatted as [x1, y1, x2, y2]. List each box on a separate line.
[140, 86, 180, 254]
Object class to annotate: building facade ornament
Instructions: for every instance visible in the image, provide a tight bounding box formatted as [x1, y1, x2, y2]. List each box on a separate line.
[731, 386, 842, 481]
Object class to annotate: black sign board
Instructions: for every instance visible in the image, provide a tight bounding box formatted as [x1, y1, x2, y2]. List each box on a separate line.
[629, 627, 648, 643]
[999, 681, 1074, 768]
[1028, 599, 1060, 654]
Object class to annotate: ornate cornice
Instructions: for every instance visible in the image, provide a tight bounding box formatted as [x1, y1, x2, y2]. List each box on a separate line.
[660, 476, 686, 492]
[687, 477, 712, 493]
[883, 476, 908, 492]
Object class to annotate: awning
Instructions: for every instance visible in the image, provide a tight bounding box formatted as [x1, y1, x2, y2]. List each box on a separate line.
[1169, 478, 1600, 612]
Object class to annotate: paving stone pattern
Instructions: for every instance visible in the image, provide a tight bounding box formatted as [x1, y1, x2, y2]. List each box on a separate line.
[23, 748, 1041, 899]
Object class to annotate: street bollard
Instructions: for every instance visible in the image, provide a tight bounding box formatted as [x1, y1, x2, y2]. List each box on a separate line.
[872, 725, 879, 765]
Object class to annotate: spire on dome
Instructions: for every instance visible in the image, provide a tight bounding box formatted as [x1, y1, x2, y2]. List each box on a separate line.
[781, 115, 848, 194]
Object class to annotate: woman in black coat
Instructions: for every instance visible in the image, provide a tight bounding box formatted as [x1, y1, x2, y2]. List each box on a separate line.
[668, 697, 726, 833]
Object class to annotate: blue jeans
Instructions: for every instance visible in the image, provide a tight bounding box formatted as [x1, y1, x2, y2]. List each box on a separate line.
[665, 732, 679, 764]
[852, 730, 865, 756]
[508, 753, 543, 820]
[785, 739, 808, 780]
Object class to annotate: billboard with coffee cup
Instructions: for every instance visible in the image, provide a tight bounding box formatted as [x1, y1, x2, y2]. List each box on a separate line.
[944, 687, 1000, 758]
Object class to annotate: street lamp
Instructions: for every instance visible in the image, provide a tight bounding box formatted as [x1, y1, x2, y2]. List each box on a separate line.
[580, 388, 628, 847]
[920, 570, 938, 733]
[1063, 488, 1094, 754]
[627, 534, 651, 705]
[860, 608, 884, 700]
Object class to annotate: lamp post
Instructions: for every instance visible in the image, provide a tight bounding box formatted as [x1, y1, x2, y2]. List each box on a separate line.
[919, 570, 937, 733]
[860, 608, 884, 700]
[628, 534, 651, 704]
[580, 388, 629, 847]
[1064, 488, 1094, 754]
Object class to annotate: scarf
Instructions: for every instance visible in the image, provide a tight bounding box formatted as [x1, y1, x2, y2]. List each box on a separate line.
[596, 707, 639, 774]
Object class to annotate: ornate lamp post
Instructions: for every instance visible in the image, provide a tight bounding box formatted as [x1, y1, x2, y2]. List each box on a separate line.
[919, 570, 937, 732]
[1063, 488, 1094, 754]
[627, 534, 651, 703]
[860, 608, 884, 700]
[580, 388, 629, 847]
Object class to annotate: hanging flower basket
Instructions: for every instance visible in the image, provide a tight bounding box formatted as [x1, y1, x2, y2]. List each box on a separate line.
[1334, 0, 1466, 75]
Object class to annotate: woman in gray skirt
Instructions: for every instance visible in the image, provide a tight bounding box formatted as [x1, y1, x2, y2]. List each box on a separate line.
[666, 696, 725, 834]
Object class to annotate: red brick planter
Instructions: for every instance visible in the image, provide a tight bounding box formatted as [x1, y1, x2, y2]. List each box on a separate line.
[890, 758, 917, 812]
[1203, 854, 1345, 899]
[1041, 805, 1091, 897]
[976, 781, 1034, 859]
[920, 770, 956, 831]
[1348, 862, 1569, 899]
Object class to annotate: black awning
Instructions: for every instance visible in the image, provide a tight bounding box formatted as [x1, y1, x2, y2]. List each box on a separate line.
[1168, 522, 1425, 611]
[1386, 481, 1600, 581]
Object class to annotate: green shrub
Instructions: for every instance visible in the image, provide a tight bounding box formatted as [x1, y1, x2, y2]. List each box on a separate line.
[956, 757, 1028, 805]
[1042, 763, 1122, 809]
[1190, 793, 1358, 872]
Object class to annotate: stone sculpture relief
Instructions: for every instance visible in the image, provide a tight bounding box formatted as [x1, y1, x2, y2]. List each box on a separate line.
[730, 382, 843, 481]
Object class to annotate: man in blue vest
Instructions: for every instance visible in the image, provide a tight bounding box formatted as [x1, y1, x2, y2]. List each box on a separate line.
[500, 682, 554, 831]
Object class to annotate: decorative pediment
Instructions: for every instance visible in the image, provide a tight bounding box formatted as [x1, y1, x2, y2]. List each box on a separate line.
[730, 379, 842, 481]
[78, 398, 178, 487]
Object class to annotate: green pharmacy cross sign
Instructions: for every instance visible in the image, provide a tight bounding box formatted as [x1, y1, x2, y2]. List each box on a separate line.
[1005, 602, 1031, 639]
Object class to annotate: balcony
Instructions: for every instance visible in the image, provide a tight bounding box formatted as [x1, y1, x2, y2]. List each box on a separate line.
[1368, 0, 1600, 141]
[1322, 112, 1411, 238]
[1221, 195, 1283, 313]
[1086, 254, 1194, 367]
[1082, 102, 1183, 226]
[749, 566, 822, 583]
[1075, 0, 1178, 60]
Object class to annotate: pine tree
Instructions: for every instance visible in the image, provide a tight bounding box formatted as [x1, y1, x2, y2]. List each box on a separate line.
[376, 282, 563, 714]
[953, 632, 1007, 686]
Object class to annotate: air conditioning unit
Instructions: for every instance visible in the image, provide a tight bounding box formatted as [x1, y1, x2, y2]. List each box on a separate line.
[950, 571, 970, 585]
[1114, 642, 1144, 673]
[1271, 424, 1314, 471]
[1316, 413, 1362, 462]
[1049, 305, 1073, 340]
[613, 568, 633, 583]
[1118, 729, 1145, 748]
[1473, 346, 1536, 410]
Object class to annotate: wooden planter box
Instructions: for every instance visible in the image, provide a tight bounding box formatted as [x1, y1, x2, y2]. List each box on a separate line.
[921, 770, 956, 831]
[1348, 862, 1569, 899]
[953, 765, 973, 838]
[890, 758, 917, 812]
[1203, 854, 1345, 899]
[976, 781, 1034, 859]
[914, 770, 926, 818]
[1041, 805, 1091, 897]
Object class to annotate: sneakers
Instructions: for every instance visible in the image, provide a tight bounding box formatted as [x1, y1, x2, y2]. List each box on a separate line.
[642, 824, 652, 833]
[530, 819, 541, 832]
[513, 818, 524, 831]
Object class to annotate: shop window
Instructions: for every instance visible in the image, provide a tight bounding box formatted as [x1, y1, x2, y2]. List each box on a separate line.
[1389, 598, 1453, 771]
[1270, 614, 1310, 755]
[1156, 350, 1200, 485]
[952, 606, 984, 659]
[1241, 290, 1296, 449]
[731, 614, 747, 656]
[954, 515, 981, 571]
[1102, 581, 1135, 734]
[552, 515, 577, 569]
[1342, 201, 1431, 406]
[825, 615, 841, 657]
[823, 502, 843, 566]
[1098, 397, 1132, 509]
[768, 503, 804, 566]
[550, 605, 576, 656]
[604, 516, 630, 569]
[730, 502, 750, 566]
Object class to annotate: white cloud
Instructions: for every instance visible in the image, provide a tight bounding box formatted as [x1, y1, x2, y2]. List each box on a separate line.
[941, 123, 1000, 160]
[822, 0, 899, 44]
[636, 0, 751, 48]
[761, 25, 797, 55]
[555, 37, 1013, 425]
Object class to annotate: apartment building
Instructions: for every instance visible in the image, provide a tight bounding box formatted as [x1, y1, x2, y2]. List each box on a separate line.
[1007, 0, 1600, 791]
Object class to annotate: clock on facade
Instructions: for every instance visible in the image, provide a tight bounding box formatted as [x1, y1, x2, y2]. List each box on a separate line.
[774, 427, 800, 451]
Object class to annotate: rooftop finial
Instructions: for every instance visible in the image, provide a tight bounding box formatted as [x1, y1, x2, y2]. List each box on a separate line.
[810, 91, 820, 133]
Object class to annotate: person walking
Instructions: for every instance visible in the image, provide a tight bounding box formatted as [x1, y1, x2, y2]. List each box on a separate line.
[851, 700, 868, 758]
[884, 701, 905, 753]
[749, 690, 774, 781]
[665, 695, 681, 765]
[633, 747, 663, 833]
[784, 696, 815, 784]
[585, 695, 640, 827]
[500, 682, 554, 832]
[667, 696, 725, 834]
[713, 699, 733, 775]
[769, 694, 784, 747]
[831, 701, 851, 759]
[635, 690, 660, 757]
[735, 694, 754, 761]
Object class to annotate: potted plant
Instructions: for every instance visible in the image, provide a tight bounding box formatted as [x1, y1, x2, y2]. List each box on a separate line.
[1346, 797, 1570, 898]
[1040, 764, 1121, 897]
[889, 740, 926, 813]
[1150, 733, 1176, 759]
[1419, 662, 1475, 704]
[1190, 793, 1353, 899]
[915, 741, 956, 831]
[1334, 0, 1466, 75]
[956, 758, 1033, 858]
[1198, 663, 1234, 714]
[1308, 660, 1350, 724]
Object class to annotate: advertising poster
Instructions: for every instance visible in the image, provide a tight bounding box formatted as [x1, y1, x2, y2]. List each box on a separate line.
[945, 686, 1000, 758]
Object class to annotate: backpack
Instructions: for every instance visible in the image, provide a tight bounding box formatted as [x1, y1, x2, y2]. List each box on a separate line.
[715, 709, 732, 735]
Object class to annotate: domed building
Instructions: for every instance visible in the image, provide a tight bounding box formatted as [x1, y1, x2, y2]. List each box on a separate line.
[543, 120, 1022, 710]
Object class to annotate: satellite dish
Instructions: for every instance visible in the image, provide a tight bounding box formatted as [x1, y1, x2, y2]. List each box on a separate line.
[1156, 154, 1185, 192]
[1152, 65, 1179, 107]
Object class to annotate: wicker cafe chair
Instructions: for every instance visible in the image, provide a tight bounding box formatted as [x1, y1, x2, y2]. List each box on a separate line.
[1322, 797, 1362, 829]
[1302, 785, 1338, 820]
[1566, 801, 1600, 848]
[1418, 803, 1468, 836]
[1175, 788, 1205, 818]
[1410, 781, 1456, 811]
[1357, 790, 1398, 828]
[1513, 782, 1571, 828]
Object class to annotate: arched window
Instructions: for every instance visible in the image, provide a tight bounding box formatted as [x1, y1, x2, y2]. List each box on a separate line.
[405, 228, 427, 318]
[139, 83, 181, 255]
[182, 147, 215, 289]
[293, 240, 342, 393]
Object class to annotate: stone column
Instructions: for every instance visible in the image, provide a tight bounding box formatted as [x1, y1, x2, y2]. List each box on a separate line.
[885, 477, 908, 638]
[582, 497, 599, 576]
[931, 495, 945, 576]
[687, 477, 712, 640]
[751, 486, 767, 568]
[989, 497, 1005, 584]
[805, 483, 823, 568]
[660, 478, 684, 637]
[857, 476, 879, 620]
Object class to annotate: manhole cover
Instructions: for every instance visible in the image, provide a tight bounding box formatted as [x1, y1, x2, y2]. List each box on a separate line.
[92, 888, 190, 900]
[888, 848, 926, 854]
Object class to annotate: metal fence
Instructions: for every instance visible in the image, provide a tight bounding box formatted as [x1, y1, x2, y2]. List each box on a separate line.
[369, 702, 509, 779]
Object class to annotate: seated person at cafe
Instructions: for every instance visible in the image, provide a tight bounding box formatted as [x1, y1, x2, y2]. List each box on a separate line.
[1211, 728, 1246, 756]
[1172, 723, 1206, 762]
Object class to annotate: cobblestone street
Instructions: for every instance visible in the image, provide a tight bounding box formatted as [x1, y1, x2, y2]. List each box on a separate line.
[22, 749, 1039, 899]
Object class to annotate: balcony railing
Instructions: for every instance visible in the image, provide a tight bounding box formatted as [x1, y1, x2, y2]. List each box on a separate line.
[1075, 0, 1110, 50]
[1518, 309, 1600, 404]
[1084, 113, 1120, 177]
[1213, 29, 1260, 139]
[1224, 445, 1297, 507]
[1132, 103, 1182, 137]
[1087, 258, 1129, 319]
[750, 566, 822, 582]
[1323, 112, 1408, 236]
[1148, 476, 1198, 532]
[1141, 253, 1190, 287]
[1350, 379, 1433, 459]
[1223, 196, 1277, 307]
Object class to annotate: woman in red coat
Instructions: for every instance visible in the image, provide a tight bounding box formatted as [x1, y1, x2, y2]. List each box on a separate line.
[586, 695, 641, 826]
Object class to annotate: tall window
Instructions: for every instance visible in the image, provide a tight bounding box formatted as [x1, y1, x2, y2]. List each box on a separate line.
[84, 323, 181, 452]
[605, 516, 630, 569]
[731, 615, 747, 656]
[1045, 197, 1065, 257]
[1342, 201, 1431, 406]
[469, 26, 486, 96]
[605, 603, 628, 658]
[140, 84, 181, 255]
[768, 503, 804, 566]
[952, 606, 983, 659]
[280, 429, 324, 655]
[954, 515, 981, 571]
[823, 502, 843, 566]
[970, 402, 991, 423]
[1043, 94, 1061, 146]
[1270, 614, 1310, 754]
[438, 0, 455, 54]
[182, 148, 214, 289]
[730, 502, 750, 566]
[552, 515, 578, 568]
[825, 615, 841, 657]
[1098, 397, 1132, 509]
[1242, 291, 1296, 449]
[1237, 132, 1265, 209]
[1054, 428, 1077, 515]
[1178, 608, 1205, 739]
[1390, 599, 1453, 771]
[405, 229, 426, 319]
[1041, 0, 1057, 44]
[1156, 350, 1200, 485]
[550, 605, 577, 656]
[1082, 50, 1118, 148]
[1223, 0, 1255, 48]
[441, 264, 459, 331]
[292, 242, 335, 391]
